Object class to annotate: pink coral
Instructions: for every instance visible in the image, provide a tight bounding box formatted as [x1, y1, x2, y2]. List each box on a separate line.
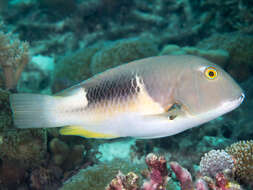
[142, 153, 168, 190]
[202, 173, 242, 190]
[169, 161, 194, 190]
[105, 152, 243, 190]
[216, 173, 229, 190]
[195, 178, 209, 190]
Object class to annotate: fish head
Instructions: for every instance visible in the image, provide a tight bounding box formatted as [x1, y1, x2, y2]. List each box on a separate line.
[174, 56, 244, 121]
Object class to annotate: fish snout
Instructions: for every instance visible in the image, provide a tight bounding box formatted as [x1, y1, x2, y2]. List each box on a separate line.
[238, 93, 245, 104]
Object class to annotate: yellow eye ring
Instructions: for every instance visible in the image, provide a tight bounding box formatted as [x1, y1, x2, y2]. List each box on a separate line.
[204, 67, 218, 80]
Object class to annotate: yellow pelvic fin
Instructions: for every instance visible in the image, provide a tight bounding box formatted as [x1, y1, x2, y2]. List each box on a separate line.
[59, 126, 118, 139]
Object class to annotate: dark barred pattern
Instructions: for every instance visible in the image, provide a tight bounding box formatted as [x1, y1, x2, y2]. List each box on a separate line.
[85, 75, 141, 107]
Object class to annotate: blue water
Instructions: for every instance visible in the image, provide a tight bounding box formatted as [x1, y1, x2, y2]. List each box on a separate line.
[0, 0, 252, 189]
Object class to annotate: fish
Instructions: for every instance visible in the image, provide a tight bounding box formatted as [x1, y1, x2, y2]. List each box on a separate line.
[10, 55, 245, 139]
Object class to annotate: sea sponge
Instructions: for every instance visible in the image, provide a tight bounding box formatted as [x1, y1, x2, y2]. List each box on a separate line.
[226, 140, 253, 185]
[199, 149, 234, 178]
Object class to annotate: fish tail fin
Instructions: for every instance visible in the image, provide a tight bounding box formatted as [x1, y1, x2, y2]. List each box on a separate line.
[10, 93, 68, 128]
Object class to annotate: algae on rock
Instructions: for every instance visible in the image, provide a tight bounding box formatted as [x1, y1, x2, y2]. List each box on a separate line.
[53, 42, 104, 92]
[90, 36, 159, 75]
[61, 159, 145, 190]
[160, 44, 229, 68]
[197, 32, 253, 82]
[0, 89, 12, 132]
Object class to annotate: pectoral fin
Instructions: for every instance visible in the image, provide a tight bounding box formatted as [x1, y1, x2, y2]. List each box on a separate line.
[145, 102, 186, 121]
[59, 126, 118, 139]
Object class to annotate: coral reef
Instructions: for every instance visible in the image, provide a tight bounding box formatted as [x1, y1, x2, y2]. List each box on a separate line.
[103, 151, 244, 190]
[198, 142, 253, 189]
[0, 128, 48, 168]
[53, 42, 103, 91]
[226, 140, 253, 186]
[0, 89, 12, 131]
[39, 0, 77, 13]
[17, 55, 54, 93]
[142, 153, 168, 190]
[106, 171, 139, 190]
[169, 161, 194, 190]
[0, 31, 29, 89]
[60, 159, 145, 190]
[0, 0, 252, 189]
[200, 0, 253, 34]
[90, 36, 159, 75]
[0, 159, 26, 188]
[49, 138, 70, 166]
[5, 0, 250, 57]
[160, 44, 229, 68]
[30, 166, 62, 190]
[200, 150, 234, 178]
[49, 137, 86, 170]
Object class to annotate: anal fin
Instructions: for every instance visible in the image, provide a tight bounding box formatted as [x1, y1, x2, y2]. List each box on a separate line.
[59, 126, 118, 139]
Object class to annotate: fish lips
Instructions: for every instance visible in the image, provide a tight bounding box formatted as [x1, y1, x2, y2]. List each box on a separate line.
[172, 92, 245, 122]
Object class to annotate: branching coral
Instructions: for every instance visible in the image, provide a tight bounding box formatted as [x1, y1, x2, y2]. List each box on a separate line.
[169, 161, 194, 190]
[0, 31, 29, 89]
[142, 153, 169, 190]
[200, 0, 253, 34]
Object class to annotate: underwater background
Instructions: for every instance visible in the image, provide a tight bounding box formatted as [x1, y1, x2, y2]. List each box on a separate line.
[0, 0, 253, 189]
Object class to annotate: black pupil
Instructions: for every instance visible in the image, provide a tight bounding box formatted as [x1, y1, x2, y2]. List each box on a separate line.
[209, 71, 215, 77]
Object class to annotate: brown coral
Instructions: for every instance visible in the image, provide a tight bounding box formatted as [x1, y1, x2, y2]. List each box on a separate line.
[106, 171, 139, 190]
[226, 140, 253, 185]
[30, 166, 62, 190]
[0, 129, 47, 169]
[0, 31, 29, 89]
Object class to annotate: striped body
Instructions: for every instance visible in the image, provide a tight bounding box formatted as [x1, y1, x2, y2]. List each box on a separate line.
[10, 55, 244, 139]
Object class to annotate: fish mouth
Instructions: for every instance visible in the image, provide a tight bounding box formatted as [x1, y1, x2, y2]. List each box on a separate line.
[168, 93, 245, 121]
[238, 93, 245, 104]
[224, 92, 245, 111]
[200, 92, 245, 121]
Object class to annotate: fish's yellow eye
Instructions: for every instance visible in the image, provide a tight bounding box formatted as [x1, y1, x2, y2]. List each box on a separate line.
[204, 67, 218, 80]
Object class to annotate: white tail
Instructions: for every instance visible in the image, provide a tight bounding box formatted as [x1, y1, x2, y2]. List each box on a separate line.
[10, 93, 67, 128]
